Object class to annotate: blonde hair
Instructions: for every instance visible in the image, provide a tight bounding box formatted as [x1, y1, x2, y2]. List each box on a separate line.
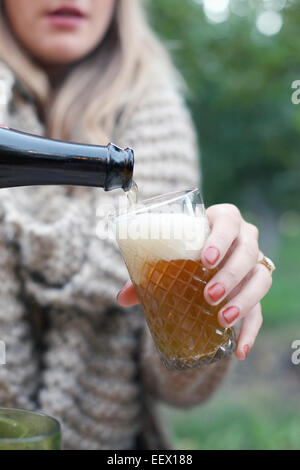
[0, 0, 175, 144]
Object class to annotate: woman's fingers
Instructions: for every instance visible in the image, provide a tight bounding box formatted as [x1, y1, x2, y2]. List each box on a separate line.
[201, 204, 241, 268]
[117, 280, 139, 307]
[235, 303, 263, 360]
[204, 221, 259, 306]
[217, 262, 272, 328]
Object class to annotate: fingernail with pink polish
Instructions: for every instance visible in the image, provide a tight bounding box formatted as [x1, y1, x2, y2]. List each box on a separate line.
[244, 344, 250, 358]
[207, 283, 225, 302]
[222, 306, 239, 324]
[204, 246, 220, 266]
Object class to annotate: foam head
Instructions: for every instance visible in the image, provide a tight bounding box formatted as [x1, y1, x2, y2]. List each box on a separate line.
[116, 212, 210, 284]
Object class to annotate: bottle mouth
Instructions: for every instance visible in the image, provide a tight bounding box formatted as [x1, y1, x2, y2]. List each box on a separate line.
[105, 144, 134, 192]
[122, 148, 134, 192]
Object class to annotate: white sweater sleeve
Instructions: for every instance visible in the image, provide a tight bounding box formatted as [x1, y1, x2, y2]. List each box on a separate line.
[0, 61, 39, 410]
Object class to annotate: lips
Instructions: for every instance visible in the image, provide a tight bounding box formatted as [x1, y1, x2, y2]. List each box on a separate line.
[46, 5, 87, 28]
[48, 5, 86, 18]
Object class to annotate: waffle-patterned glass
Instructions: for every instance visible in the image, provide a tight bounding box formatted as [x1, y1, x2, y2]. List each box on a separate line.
[115, 189, 236, 370]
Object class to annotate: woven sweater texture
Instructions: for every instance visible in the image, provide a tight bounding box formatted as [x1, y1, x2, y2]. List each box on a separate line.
[0, 60, 231, 450]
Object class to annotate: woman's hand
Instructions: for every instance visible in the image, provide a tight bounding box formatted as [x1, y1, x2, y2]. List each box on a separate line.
[117, 204, 273, 361]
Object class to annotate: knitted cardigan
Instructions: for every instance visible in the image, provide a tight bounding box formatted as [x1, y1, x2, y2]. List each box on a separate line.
[0, 60, 231, 450]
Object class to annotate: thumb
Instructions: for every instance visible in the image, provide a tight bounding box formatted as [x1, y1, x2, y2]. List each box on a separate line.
[117, 280, 140, 307]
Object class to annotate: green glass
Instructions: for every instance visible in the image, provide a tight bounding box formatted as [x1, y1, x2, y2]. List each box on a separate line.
[0, 408, 61, 450]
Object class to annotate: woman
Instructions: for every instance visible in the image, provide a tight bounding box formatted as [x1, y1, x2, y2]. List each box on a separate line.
[0, 0, 273, 450]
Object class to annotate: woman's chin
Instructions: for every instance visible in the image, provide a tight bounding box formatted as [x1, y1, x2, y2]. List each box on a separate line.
[33, 49, 89, 66]
[27, 37, 95, 66]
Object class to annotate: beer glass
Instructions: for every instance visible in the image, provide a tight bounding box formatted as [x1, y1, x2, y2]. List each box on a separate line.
[0, 408, 61, 450]
[114, 189, 236, 370]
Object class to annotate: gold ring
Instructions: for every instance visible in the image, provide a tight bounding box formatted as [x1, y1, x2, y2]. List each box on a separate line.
[257, 256, 276, 275]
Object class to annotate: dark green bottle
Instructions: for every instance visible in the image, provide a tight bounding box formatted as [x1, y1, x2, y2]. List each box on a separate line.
[0, 127, 134, 191]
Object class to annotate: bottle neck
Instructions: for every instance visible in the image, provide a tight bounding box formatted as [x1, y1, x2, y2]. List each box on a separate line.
[0, 127, 134, 191]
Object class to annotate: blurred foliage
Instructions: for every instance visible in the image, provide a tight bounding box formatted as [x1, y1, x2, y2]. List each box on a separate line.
[261, 229, 299, 325]
[147, 0, 300, 212]
[167, 390, 300, 449]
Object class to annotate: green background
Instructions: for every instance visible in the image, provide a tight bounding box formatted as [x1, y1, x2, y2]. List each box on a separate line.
[148, 0, 300, 450]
